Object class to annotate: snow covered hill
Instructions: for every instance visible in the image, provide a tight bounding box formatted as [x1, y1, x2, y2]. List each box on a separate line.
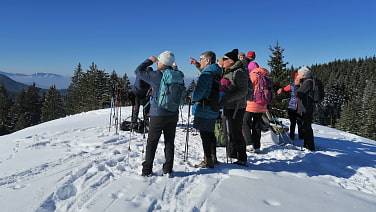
[0, 106, 375, 212]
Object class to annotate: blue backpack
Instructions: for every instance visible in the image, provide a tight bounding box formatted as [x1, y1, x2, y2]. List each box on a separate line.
[158, 69, 185, 112]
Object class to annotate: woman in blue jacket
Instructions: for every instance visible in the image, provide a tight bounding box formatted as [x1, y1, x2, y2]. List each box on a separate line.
[190, 51, 223, 168]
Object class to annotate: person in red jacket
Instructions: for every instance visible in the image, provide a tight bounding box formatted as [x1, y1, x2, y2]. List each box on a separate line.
[277, 72, 303, 140]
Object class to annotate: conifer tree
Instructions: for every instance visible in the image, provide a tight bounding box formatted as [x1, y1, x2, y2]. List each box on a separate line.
[121, 73, 132, 106]
[0, 83, 14, 135]
[66, 63, 84, 114]
[12, 89, 28, 131]
[12, 84, 42, 131]
[267, 41, 290, 114]
[41, 85, 66, 122]
[108, 70, 120, 107]
[361, 96, 376, 140]
[268, 40, 289, 83]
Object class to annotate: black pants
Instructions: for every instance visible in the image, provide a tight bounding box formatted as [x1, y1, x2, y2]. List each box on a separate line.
[199, 131, 216, 158]
[142, 115, 178, 174]
[242, 112, 263, 149]
[225, 108, 247, 162]
[300, 113, 315, 150]
[131, 93, 150, 126]
[288, 108, 303, 139]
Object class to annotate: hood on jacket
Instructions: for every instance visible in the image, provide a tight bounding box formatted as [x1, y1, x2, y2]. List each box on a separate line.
[201, 63, 223, 76]
[226, 60, 244, 73]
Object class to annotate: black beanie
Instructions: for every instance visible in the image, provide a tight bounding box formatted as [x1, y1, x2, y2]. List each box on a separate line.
[225, 49, 239, 62]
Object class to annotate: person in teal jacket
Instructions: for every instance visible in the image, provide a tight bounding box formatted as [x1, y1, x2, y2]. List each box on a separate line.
[190, 51, 223, 168]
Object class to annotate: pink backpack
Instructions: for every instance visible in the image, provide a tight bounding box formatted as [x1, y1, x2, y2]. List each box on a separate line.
[253, 73, 274, 105]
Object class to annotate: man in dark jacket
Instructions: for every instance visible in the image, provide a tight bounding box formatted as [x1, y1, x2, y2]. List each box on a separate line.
[135, 51, 181, 176]
[222, 49, 248, 166]
[131, 67, 152, 129]
[295, 66, 315, 151]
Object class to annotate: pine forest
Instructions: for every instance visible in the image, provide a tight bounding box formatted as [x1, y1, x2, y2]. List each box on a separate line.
[1, 45, 375, 141]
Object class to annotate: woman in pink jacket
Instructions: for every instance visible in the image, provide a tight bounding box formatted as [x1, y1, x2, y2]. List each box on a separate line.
[242, 67, 271, 153]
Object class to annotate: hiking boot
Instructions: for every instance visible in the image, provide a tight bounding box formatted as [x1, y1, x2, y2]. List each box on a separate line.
[304, 145, 315, 151]
[194, 160, 207, 168]
[206, 157, 214, 168]
[141, 172, 153, 177]
[194, 156, 214, 168]
[211, 154, 218, 165]
[163, 170, 173, 178]
[233, 160, 248, 167]
[254, 148, 261, 153]
[247, 146, 254, 152]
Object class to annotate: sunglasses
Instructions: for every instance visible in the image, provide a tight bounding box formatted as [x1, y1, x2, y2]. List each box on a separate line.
[223, 57, 230, 61]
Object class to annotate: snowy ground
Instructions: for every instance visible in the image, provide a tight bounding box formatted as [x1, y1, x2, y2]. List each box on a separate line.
[0, 106, 375, 212]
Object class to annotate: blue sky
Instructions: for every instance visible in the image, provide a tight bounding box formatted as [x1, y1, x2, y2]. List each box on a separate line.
[1, 0, 375, 78]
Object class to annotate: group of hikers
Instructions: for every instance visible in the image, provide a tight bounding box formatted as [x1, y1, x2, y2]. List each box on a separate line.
[130, 49, 316, 177]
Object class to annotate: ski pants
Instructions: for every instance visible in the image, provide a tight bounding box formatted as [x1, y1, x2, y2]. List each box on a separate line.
[288, 108, 303, 139]
[224, 108, 247, 162]
[242, 112, 263, 149]
[131, 93, 149, 124]
[199, 131, 217, 159]
[142, 115, 178, 174]
[299, 112, 315, 150]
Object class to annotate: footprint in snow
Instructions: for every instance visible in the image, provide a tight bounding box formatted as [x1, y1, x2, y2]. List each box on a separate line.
[263, 199, 281, 207]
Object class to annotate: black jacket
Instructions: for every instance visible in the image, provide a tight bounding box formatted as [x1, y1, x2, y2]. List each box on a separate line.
[295, 77, 314, 115]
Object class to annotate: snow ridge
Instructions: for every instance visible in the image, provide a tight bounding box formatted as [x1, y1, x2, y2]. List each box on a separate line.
[0, 107, 375, 211]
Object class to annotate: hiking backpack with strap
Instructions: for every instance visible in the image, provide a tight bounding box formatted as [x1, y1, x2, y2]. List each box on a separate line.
[201, 71, 222, 112]
[253, 72, 274, 105]
[158, 69, 186, 112]
[246, 77, 254, 101]
[309, 78, 325, 103]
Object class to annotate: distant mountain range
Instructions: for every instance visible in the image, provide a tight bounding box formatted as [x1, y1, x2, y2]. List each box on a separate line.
[0, 71, 72, 89]
[1, 70, 196, 98]
[0, 74, 30, 92]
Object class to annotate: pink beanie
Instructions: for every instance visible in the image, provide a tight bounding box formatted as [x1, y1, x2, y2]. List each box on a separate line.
[248, 62, 259, 73]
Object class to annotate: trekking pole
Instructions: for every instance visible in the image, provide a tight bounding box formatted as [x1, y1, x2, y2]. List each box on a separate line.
[184, 98, 192, 162]
[268, 108, 294, 146]
[180, 105, 184, 128]
[118, 87, 123, 134]
[114, 95, 120, 135]
[128, 124, 132, 151]
[224, 114, 231, 164]
[109, 96, 114, 132]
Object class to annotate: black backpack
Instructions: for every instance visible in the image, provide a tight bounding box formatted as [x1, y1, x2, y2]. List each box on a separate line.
[201, 71, 222, 112]
[309, 78, 325, 103]
[246, 77, 254, 101]
[120, 119, 148, 133]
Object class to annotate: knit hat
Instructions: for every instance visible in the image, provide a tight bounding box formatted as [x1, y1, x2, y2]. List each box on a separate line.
[238, 52, 245, 57]
[246, 51, 256, 59]
[248, 62, 259, 73]
[298, 66, 311, 77]
[158, 51, 175, 66]
[224, 49, 239, 62]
